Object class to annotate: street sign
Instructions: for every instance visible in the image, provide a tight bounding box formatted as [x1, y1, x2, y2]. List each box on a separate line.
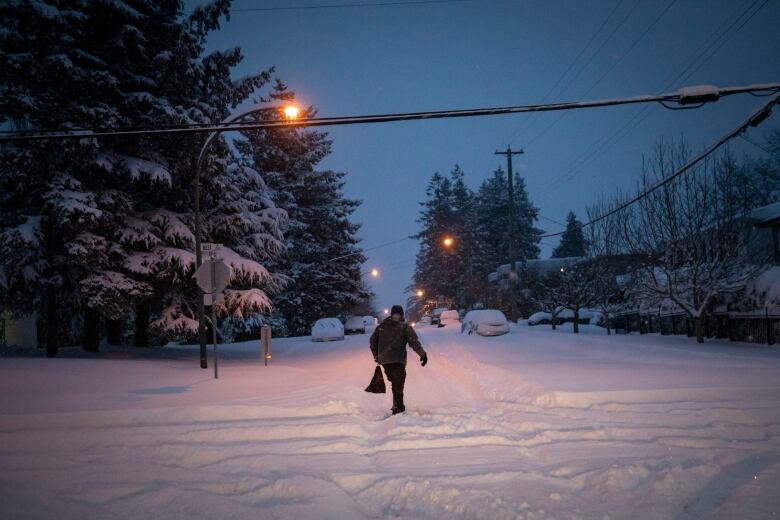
[194, 259, 230, 293]
[200, 242, 222, 255]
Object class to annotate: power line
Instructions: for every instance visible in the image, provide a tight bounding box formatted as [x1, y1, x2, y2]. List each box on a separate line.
[549, 0, 643, 102]
[506, 0, 625, 144]
[358, 89, 775, 269]
[540, 94, 780, 238]
[226, 0, 476, 12]
[536, 214, 566, 228]
[739, 134, 777, 155]
[532, 0, 767, 203]
[3, 82, 777, 142]
[328, 236, 413, 263]
[523, 0, 677, 149]
[510, 0, 641, 146]
[580, 0, 678, 102]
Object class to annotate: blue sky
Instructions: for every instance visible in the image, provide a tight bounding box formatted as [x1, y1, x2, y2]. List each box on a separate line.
[197, 0, 780, 311]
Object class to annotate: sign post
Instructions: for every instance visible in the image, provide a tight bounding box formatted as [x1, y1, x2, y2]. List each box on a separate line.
[194, 243, 229, 379]
[211, 257, 218, 379]
[261, 325, 272, 366]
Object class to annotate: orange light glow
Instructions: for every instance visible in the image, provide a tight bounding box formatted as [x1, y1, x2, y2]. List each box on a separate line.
[443, 237, 454, 247]
[283, 105, 300, 120]
[371, 268, 379, 277]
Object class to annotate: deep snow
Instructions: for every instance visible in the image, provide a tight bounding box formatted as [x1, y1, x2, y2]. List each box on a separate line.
[2, 323, 779, 519]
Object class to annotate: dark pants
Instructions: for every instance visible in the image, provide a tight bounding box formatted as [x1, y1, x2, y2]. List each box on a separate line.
[382, 363, 406, 412]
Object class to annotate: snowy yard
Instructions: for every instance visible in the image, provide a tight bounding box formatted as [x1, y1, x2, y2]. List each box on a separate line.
[2, 324, 780, 519]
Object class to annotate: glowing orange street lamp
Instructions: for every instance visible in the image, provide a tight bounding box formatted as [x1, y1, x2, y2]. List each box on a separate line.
[283, 105, 300, 120]
[383, 308, 390, 315]
[416, 289, 424, 297]
[442, 236, 454, 248]
[371, 268, 379, 278]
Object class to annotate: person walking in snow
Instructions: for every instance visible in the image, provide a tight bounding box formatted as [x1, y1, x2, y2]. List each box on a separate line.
[369, 304, 427, 415]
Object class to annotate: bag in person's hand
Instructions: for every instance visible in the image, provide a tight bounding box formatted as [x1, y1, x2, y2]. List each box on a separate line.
[364, 365, 386, 393]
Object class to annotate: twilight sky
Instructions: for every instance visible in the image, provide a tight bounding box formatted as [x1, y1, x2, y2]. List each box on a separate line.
[195, 0, 780, 312]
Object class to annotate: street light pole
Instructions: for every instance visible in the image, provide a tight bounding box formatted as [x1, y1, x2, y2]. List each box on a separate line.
[495, 146, 524, 323]
[194, 105, 297, 368]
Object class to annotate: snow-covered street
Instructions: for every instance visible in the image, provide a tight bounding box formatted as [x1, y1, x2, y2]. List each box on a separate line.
[2, 325, 780, 519]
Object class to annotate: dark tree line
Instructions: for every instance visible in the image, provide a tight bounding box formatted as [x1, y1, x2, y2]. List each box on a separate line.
[410, 165, 542, 313]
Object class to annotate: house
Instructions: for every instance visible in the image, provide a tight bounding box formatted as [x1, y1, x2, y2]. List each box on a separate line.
[488, 257, 586, 289]
[751, 200, 780, 263]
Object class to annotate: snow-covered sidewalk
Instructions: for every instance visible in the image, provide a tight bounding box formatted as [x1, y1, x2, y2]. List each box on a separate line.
[2, 324, 779, 519]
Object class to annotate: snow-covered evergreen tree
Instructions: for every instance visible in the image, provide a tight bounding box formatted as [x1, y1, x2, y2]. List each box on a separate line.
[474, 167, 541, 272]
[412, 172, 460, 303]
[552, 211, 587, 258]
[0, 0, 285, 351]
[237, 82, 369, 336]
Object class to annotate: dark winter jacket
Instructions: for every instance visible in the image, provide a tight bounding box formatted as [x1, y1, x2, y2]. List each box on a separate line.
[370, 317, 426, 365]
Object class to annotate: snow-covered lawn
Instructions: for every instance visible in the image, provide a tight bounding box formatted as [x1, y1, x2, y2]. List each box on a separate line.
[2, 324, 780, 519]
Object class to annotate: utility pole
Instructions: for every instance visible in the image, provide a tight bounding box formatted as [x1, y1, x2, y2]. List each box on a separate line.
[495, 146, 524, 323]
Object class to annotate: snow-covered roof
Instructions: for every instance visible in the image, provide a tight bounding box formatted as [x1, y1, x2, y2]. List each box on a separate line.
[751, 200, 780, 226]
[489, 257, 586, 283]
[526, 257, 585, 274]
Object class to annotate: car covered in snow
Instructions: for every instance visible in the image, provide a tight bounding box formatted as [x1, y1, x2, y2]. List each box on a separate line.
[344, 316, 366, 334]
[362, 315, 378, 328]
[430, 307, 447, 325]
[311, 318, 345, 342]
[439, 309, 460, 327]
[528, 308, 593, 326]
[461, 309, 510, 336]
[527, 311, 558, 326]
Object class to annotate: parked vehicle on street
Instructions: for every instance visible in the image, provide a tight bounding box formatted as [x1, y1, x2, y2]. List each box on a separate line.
[431, 307, 447, 325]
[528, 308, 593, 326]
[362, 315, 378, 328]
[345, 316, 366, 334]
[528, 312, 556, 326]
[420, 315, 431, 325]
[461, 310, 510, 336]
[311, 318, 345, 342]
[439, 310, 460, 327]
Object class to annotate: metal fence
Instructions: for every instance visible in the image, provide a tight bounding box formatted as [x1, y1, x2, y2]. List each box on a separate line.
[613, 309, 779, 346]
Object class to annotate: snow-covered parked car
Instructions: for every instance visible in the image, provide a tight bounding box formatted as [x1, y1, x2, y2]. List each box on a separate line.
[431, 307, 447, 325]
[311, 318, 344, 342]
[461, 309, 510, 336]
[439, 310, 460, 327]
[528, 308, 591, 326]
[363, 315, 378, 328]
[344, 316, 366, 334]
[528, 311, 557, 326]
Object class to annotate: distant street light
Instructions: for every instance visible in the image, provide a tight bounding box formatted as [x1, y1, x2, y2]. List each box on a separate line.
[361, 267, 380, 278]
[416, 289, 424, 297]
[442, 236, 454, 248]
[384, 308, 390, 315]
[194, 103, 299, 369]
[284, 105, 300, 120]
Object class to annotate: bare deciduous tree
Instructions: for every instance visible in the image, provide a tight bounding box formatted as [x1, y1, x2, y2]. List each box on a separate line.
[615, 140, 768, 343]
